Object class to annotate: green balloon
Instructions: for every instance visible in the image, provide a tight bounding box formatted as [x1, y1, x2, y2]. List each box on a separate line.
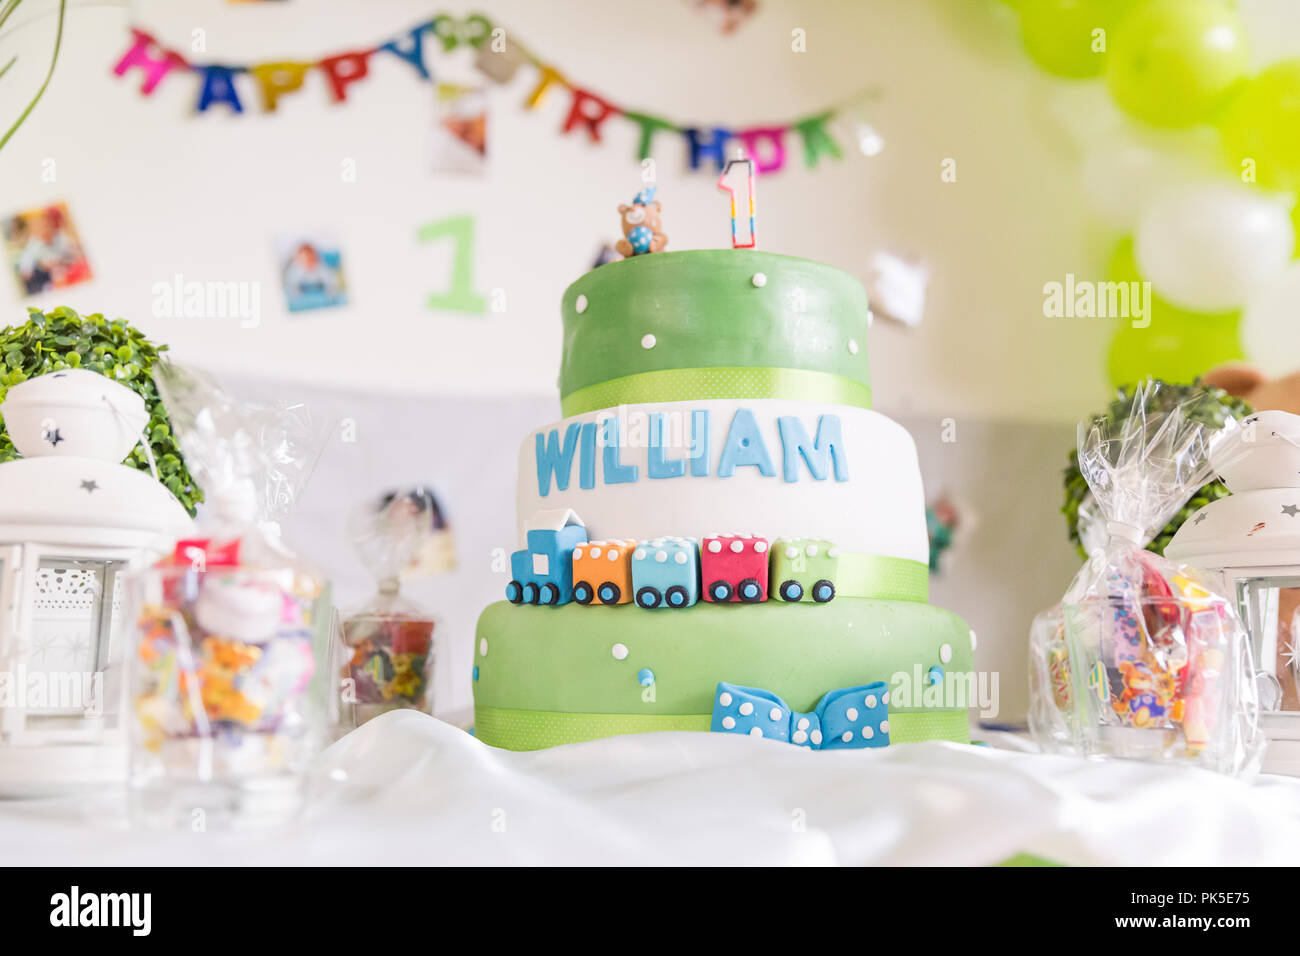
[1105, 239, 1244, 386]
[1020, 0, 1116, 78]
[1106, 0, 1249, 128]
[1220, 60, 1300, 192]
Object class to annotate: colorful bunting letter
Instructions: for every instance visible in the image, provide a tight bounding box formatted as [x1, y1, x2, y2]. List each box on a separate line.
[196, 65, 243, 113]
[734, 127, 787, 174]
[625, 112, 679, 161]
[563, 88, 619, 143]
[319, 51, 371, 102]
[525, 64, 566, 110]
[113, 28, 187, 95]
[792, 113, 843, 168]
[685, 127, 732, 171]
[249, 62, 310, 112]
[380, 25, 431, 80]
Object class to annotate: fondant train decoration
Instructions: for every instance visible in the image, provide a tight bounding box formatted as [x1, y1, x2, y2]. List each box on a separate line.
[504, 509, 839, 610]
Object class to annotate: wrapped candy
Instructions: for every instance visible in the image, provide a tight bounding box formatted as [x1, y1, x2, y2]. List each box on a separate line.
[1031, 381, 1263, 774]
[124, 364, 333, 828]
[330, 487, 454, 736]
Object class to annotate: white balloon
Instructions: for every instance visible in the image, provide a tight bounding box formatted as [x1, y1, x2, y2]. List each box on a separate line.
[1242, 261, 1300, 378]
[1135, 182, 1294, 313]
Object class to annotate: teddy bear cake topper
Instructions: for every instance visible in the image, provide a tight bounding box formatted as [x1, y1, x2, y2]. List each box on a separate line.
[616, 185, 668, 257]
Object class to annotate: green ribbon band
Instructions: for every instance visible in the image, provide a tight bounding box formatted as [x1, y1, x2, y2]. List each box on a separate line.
[472, 705, 969, 751]
[560, 366, 874, 418]
[835, 554, 929, 602]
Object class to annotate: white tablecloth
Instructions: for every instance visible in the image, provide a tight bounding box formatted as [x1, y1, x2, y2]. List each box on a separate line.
[3, 711, 1300, 865]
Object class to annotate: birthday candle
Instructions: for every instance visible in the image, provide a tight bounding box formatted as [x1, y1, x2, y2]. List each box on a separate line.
[717, 157, 757, 249]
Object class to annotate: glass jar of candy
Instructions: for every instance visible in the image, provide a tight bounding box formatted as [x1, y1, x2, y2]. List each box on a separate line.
[125, 562, 326, 829]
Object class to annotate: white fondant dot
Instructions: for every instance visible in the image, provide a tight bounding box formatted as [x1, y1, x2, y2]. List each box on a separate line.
[730, 540, 744, 553]
[575, 294, 588, 313]
[749, 727, 763, 738]
[828, 547, 841, 558]
[792, 729, 808, 744]
[752, 272, 767, 287]
[479, 638, 488, 657]
[719, 691, 733, 706]
[722, 716, 736, 730]
[655, 550, 667, 563]
[634, 549, 646, 560]
[970, 629, 978, 650]
[607, 549, 619, 561]
[591, 546, 602, 558]
[739, 702, 754, 716]
[862, 726, 874, 740]
[754, 540, 768, 553]
[805, 544, 819, 557]
[797, 717, 810, 731]
[848, 338, 859, 355]
[769, 707, 783, 721]
[810, 730, 823, 746]
[841, 731, 853, 743]
[708, 540, 722, 553]
[846, 707, 859, 721]
[674, 551, 688, 564]
[785, 546, 799, 559]
[939, 643, 953, 664]
[882, 691, 890, 705]
[611, 643, 629, 661]
[880, 720, 890, 733]
[641, 333, 656, 350]
[864, 694, 877, 708]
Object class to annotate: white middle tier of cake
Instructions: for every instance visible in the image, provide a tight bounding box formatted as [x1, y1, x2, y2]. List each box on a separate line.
[515, 398, 927, 562]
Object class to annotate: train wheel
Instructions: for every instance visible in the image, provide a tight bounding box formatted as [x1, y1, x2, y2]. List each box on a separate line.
[708, 580, 732, 602]
[666, 585, 690, 608]
[812, 579, 836, 603]
[738, 578, 764, 603]
[523, 582, 539, 605]
[636, 586, 662, 609]
[779, 580, 804, 602]
[573, 582, 594, 605]
[538, 583, 558, 605]
[598, 582, 621, 605]
[506, 580, 523, 604]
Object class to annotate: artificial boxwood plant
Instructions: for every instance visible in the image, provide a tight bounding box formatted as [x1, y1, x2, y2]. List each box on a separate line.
[1063, 379, 1251, 560]
[0, 305, 203, 515]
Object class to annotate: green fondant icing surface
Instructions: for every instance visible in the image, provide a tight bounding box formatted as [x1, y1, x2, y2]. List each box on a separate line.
[473, 598, 973, 749]
[474, 706, 968, 751]
[560, 250, 872, 406]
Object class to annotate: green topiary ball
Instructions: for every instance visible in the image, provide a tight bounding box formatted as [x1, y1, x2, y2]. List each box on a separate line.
[0, 305, 203, 515]
[1062, 379, 1250, 560]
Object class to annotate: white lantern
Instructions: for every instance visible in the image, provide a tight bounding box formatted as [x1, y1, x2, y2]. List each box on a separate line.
[1166, 410, 1300, 775]
[0, 370, 192, 795]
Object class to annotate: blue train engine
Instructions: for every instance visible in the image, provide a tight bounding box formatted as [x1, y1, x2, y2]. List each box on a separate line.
[505, 509, 588, 606]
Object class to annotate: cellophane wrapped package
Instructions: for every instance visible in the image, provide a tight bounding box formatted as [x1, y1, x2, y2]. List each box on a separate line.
[124, 364, 334, 828]
[1031, 381, 1262, 775]
[331, 487, 454, 736]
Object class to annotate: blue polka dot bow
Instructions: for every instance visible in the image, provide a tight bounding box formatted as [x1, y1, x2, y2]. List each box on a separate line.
[632, 185, 657, 205]
[710, 681, 891, 749]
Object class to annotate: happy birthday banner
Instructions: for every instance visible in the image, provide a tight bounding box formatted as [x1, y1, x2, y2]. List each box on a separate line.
[112, 13, 871, 175]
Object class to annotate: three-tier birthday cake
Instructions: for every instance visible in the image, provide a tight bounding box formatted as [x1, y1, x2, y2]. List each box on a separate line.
[472, 247, 975, 750]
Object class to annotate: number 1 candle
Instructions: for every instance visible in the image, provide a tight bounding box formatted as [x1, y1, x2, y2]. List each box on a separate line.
[718, 156, 756, 249]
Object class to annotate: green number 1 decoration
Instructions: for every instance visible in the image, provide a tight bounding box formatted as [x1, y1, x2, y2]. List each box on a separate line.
[418, 213, 487, 314]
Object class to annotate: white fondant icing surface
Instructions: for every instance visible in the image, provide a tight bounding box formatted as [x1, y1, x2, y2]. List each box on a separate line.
[515, 399, 928, 562]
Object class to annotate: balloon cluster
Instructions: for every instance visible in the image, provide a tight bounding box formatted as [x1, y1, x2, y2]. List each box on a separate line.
[1009, 0, 1300, 384]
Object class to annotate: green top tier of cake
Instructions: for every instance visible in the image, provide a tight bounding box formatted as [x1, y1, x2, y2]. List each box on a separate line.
[558, 250, 873, 416]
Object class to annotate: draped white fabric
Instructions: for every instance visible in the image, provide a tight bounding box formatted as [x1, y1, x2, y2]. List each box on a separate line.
[3, 711, 1299, 865]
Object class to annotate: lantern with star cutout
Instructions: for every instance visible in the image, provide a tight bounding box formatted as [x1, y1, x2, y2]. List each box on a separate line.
[0, 370, 192, 794]
[1166, 410, 1300, 774]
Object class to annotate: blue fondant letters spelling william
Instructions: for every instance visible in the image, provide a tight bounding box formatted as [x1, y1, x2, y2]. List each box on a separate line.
[778, 414, 848, 482]
[535, 408, 849, 494]
[536, 423, 581, 496]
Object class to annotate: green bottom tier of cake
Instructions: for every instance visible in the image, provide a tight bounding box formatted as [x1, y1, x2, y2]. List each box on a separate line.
[473, 598, 975, 751]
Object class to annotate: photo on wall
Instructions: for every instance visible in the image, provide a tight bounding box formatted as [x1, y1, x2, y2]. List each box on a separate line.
[2, 201, 94, 298]
[431, 83, 488, 176]
[276, 234, 348, 313]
